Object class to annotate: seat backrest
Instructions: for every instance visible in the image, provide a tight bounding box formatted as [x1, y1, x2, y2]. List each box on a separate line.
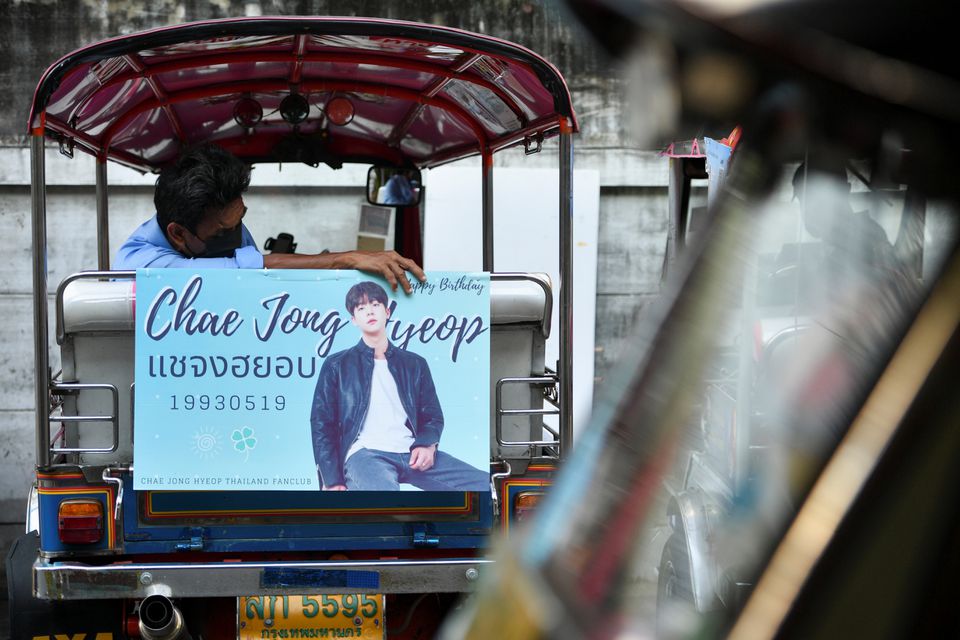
[58, 278, 136, 465]
[488, 275, 552, 459]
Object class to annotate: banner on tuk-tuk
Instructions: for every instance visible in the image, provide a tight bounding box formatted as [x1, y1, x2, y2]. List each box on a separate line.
[133, 269, 490, 492]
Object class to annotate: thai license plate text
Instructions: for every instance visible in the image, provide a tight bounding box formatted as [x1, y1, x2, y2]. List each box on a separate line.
[238, 594, 384, 639]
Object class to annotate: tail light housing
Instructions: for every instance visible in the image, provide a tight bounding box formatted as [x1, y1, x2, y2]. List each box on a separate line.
[58, 499, 103, 544]
[513, 491, 545, 524]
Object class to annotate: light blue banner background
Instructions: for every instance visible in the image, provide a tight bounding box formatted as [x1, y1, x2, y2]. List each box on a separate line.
[134, 269, 490, 491]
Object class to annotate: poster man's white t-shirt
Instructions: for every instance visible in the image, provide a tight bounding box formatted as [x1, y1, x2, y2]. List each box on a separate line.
[346, 358, 415, 460]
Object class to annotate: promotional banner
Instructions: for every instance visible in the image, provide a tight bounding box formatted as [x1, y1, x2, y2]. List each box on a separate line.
[134, 269, 490, 491]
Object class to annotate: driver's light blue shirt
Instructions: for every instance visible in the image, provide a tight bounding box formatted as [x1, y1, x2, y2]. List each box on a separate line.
[114, 216, 264, 269]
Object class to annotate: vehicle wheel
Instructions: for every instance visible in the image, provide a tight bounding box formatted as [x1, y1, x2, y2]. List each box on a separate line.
[656, 533, 697, 638]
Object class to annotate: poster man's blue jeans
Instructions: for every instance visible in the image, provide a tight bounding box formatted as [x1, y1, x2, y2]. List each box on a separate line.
[344, 448, 489, 491]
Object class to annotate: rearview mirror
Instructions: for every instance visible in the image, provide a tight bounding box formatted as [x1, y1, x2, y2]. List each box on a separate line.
[367, 166, 422, 207]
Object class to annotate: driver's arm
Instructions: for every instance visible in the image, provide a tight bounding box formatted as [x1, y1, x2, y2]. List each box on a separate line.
[262, 250, 426, 293]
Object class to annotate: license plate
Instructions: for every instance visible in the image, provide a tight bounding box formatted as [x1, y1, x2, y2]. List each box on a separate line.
[238, 594, 385, 639]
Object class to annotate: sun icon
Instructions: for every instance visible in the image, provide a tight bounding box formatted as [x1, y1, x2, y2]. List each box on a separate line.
[191, 426, 223, 460]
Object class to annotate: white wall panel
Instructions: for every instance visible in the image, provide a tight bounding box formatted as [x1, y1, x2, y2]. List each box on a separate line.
[423, 166, 600, 436]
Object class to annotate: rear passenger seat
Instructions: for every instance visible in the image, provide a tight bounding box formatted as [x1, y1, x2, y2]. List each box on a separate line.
[55, 272, 553, 466]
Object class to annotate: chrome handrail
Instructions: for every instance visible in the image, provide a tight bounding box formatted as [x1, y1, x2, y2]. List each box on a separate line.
[489, 459, 513, 517]
[49, 382, 119, 454]
[102, 465, 130, 531]
[495, 375, 560, 451]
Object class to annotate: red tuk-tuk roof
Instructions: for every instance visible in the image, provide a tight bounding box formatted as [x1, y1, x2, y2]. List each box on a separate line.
[29, 16, 578, 172]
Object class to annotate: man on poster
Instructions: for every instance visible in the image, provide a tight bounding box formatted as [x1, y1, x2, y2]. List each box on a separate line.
[310, 281, 489, 491]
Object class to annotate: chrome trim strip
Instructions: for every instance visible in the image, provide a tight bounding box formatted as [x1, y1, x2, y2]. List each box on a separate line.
[35, 557, 494, 599]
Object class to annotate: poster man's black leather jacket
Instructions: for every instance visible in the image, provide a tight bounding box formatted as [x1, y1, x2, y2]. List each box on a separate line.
[310, 339, 444, 487]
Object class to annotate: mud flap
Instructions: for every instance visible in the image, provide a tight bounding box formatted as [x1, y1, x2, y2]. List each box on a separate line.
[6, 531, 126, 639]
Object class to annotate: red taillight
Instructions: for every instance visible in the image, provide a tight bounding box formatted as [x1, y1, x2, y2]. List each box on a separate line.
[58, 499, 103, 544]
[513, 492, 545, 524]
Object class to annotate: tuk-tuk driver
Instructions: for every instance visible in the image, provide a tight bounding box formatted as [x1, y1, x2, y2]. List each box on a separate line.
[114, 144, 426, 293]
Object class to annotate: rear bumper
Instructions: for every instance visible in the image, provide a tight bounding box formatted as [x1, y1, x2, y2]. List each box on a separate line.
[35, 557, 492, 600]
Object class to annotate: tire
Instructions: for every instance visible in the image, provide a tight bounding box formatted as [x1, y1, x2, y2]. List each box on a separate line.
[656, 533, 698, 638]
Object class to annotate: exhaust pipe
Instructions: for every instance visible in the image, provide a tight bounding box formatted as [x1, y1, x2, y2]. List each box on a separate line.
[138, 594, 193, 640]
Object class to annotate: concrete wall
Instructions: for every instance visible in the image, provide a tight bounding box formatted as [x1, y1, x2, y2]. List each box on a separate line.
[0, 2, 676, 533]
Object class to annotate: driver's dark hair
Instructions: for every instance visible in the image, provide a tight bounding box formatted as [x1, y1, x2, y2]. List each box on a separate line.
[345, 281, 389, 315]
[155, 143, 251, 234]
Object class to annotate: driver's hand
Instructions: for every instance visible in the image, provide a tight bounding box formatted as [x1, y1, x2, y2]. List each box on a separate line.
[351, 250, 426, 294]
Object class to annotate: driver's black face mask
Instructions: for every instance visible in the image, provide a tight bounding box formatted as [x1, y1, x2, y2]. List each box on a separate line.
[196, 223, 243, 258]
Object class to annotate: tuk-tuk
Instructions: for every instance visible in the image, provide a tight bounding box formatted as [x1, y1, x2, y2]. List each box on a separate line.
[448, 0, 960, 638]
[6, 17, 578, 639]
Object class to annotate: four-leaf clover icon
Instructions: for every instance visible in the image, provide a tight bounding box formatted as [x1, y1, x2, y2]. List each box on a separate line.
[231, 426, 257, 461]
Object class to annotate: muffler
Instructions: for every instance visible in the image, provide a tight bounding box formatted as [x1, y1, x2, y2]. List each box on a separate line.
[138, 594, 193, 640]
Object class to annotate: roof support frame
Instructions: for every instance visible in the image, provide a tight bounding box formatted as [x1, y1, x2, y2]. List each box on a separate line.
[122, 54, 188, 147]
[30, 134, 51, 468]
[426, 113, 565, 168]
[482, 149, 494, 271]
[388, 53, 490, 149]
[29, 17, 577, 139]
[99, 78, 491, 164]
[63, 50, 527, 142]
[43, 116, 151, 171]
[290, 34, 308, 85]
[558, 118, 574, 457]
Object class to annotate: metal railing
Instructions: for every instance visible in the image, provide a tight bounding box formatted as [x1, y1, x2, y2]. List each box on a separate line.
[47, 270, 135, 459]
[49, 382, 120, 455]
[495, 375, 560, 453]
